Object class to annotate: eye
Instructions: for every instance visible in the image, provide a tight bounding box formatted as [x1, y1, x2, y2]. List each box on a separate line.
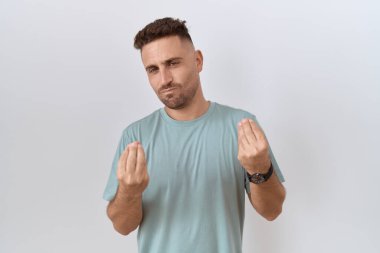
[147, 67, 158, 74]
[169, 61, 179, 66]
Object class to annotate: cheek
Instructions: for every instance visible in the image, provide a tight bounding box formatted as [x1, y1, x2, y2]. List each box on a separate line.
[184, 68, 198, 84]
[176, 67, 195, 84]
[148, 76, 160, 92]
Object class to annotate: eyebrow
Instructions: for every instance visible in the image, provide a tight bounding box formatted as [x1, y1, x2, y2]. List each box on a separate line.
[145, 57, 183, 71]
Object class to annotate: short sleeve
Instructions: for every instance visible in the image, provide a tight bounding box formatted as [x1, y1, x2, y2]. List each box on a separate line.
[243, 114, 285, 194]
[102, 129, 131, 201]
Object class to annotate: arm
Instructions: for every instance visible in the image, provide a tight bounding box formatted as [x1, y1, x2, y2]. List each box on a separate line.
[107, 187, 143, 235]
[106, 141, 149, 235]
[238, 118, 286, 221]
[247, 170, 286, 221]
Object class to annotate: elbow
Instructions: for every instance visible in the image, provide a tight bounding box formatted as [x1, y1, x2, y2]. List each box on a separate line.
[255, 205, 283, 221]
[263, 206, 282, 221]
[106, 205, 131, 236]
[106, 205, 137, 236]
[114, 222, 139, 236]
[109, 216, 137, 236]
[261, 190, 286, 221]
[113, 224, 133, 236]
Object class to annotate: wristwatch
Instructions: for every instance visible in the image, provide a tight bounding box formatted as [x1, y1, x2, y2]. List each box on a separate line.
[247, 163, 274, 184]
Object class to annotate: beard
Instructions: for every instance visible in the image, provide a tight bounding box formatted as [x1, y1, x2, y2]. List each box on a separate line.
[158, 82, 198, 109]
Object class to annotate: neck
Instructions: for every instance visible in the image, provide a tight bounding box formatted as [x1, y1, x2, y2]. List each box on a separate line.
[164, 86, 210, 121]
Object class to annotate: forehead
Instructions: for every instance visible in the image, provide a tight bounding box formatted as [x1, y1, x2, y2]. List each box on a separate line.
[141, 36, 193, 66]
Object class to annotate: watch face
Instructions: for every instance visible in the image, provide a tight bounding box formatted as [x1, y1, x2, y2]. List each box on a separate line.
[251, 173, 265, 184]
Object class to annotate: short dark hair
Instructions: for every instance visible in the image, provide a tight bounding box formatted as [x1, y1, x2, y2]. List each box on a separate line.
[134, 17, 193, 50]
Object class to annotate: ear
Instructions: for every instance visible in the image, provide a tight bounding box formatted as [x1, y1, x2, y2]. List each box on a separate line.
[195, 50, 203, 72]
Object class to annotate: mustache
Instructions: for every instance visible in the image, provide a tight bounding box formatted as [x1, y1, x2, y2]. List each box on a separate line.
[159, 83, 180, 93]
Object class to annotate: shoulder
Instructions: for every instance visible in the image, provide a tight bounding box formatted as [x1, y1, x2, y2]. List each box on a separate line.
[121, 109, 161, 138]
[213, 102, 257, 120]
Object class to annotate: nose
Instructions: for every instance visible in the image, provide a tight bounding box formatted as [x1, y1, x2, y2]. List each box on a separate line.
[159, 67, 173, 86]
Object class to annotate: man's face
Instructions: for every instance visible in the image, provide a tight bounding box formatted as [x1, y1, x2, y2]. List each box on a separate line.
[141, 35, 203, 109]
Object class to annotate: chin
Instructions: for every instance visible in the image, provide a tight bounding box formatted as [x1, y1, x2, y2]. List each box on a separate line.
[164, 101, 186, 110]
[161, 97, 187, 110]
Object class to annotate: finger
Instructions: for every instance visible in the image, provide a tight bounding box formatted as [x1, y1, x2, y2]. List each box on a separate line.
[241, 118, 257, 143]
[136, 143, 147, 174]
[238, 122, 249, 147]
[118, 146, 129, 171]
[248, 119, 267, 143]
[116, 146, 128, 180]
[126, 142, 138, 174]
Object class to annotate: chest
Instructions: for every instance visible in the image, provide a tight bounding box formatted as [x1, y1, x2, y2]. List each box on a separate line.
[142, 123, 242, 196]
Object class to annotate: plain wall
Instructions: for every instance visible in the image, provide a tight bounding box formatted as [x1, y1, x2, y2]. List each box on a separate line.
[1, 0, 379, 252]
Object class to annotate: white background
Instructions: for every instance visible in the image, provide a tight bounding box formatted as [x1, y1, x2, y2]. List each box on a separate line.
[1, 0, 379, 252]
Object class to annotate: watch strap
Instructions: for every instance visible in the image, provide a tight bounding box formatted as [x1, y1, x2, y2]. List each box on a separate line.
[247, 163, 274, 184]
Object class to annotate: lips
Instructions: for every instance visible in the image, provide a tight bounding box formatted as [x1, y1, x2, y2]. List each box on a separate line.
[161, 87, 177, 93]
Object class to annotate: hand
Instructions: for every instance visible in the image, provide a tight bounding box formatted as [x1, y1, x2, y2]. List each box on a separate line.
[117, 141, 150, 197]
[237, 118, 271, 174]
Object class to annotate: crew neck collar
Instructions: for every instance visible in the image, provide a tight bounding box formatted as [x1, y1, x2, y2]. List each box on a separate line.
[159, 101, 215, 126]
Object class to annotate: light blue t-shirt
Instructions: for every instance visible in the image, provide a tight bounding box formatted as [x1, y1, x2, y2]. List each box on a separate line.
[103, 101, 284, 253]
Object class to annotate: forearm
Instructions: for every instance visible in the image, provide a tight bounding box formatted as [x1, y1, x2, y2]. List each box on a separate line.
[107, 186, 143, 235]
[249, 172, 286, 221]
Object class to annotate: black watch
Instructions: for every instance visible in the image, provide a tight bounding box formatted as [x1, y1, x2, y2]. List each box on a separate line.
[247, 163, 274, 184]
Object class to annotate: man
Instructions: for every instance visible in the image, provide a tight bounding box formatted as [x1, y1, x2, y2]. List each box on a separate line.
[103, 17, 286, 253]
